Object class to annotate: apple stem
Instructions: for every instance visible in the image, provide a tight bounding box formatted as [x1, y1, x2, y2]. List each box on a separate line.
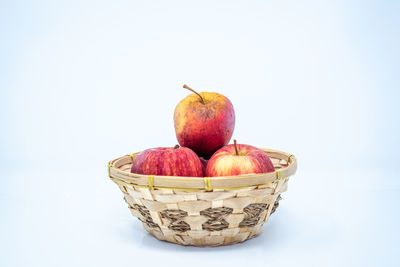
[174, 145, 180, 149]
[183, 84, 205, 104]
[234, 139, 239, 156]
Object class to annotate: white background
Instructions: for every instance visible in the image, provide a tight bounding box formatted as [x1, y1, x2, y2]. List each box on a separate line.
[1, 1, 399, 266]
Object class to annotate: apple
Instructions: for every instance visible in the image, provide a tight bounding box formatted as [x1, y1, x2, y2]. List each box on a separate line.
[174, 84, 235, 158]
[131, 145, 204, 177]
[206, 140, 275, 177]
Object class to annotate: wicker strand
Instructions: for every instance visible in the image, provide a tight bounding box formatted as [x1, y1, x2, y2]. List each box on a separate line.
[204, 177, 212, 191]
[148, 175, 154, 190]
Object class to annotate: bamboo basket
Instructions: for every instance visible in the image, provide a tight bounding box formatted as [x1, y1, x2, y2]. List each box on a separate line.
[108, 148, 297, 247]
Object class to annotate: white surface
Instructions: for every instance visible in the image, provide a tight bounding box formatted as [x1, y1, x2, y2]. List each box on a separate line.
[1, 0, 399, 266]
[1, 168, 399, 267]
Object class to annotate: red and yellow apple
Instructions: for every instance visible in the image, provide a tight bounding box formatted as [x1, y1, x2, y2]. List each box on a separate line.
[206, 140, 275, 177]
[131, 145, 204, 177]
[174, 84, 235, 158]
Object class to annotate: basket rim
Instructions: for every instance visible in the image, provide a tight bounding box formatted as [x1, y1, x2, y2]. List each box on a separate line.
[108, 148, 297, 191]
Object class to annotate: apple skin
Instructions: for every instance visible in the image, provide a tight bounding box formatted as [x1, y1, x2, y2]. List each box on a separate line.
[131, 146, 204, 177]
[174, 92, 235, 158]
[206, 144, 275, 177]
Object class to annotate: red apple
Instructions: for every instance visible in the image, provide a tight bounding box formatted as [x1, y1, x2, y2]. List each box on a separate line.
[206, 140, 275, 177]
[131, 145, 204, 177]
[174, 84, 235, 158]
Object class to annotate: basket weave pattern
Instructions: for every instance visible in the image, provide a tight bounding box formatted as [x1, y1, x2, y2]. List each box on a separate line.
[109, 149, 296, 246]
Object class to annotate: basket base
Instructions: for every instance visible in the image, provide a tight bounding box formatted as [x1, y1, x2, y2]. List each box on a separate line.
[142, 222, 264, 247]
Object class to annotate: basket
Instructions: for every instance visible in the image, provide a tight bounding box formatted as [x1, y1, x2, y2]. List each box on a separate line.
[108, 148, 297, 247]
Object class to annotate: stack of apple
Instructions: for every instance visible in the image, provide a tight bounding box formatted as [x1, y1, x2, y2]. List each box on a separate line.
[131, 85, 275, 177]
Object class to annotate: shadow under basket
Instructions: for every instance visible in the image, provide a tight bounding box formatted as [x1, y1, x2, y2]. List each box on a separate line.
[108, 148, 297, 247]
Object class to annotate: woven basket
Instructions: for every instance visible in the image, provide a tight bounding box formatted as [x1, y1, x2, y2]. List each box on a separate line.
[108, 148, 297, 247]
